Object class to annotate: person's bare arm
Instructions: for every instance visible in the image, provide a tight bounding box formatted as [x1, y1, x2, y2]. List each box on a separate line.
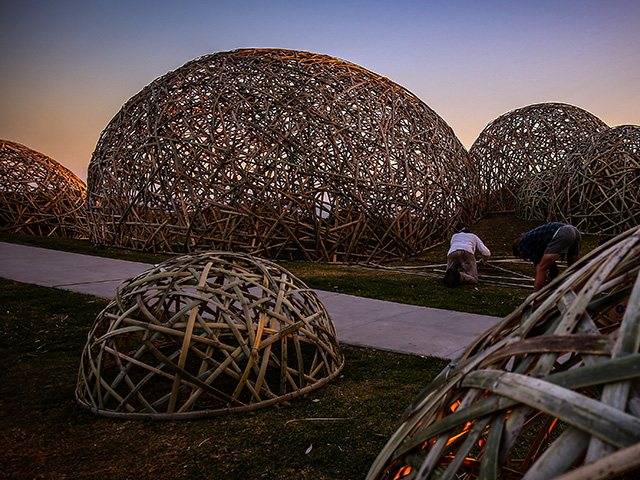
[534, 253, 561, 291]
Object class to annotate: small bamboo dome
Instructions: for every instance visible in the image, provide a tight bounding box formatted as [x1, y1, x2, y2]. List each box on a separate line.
[551, 125, 640, 236]
[0, 139, 87, 238]
[367, 225, 640, 480]
[75, 251, 344, 419]
[469, 103, 608, 214]
[87, 48, 478, 263]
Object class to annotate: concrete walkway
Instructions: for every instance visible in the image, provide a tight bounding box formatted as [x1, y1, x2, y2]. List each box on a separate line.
[0, 241, 502, 359]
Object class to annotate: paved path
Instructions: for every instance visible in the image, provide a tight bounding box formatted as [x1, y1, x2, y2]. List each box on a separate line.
[0, 241, 502, 359]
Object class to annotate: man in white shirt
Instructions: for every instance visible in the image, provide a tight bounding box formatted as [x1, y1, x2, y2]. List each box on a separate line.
[443, 228, 491, 287]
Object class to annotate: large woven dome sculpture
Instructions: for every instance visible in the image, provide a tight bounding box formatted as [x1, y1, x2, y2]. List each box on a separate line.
[367, 225, 640, 480]
[87, 48, 477, 263]
[0, 139, 87, 238]
[76, 251, 344, 419]
[551, 125, 640, 236]
[469, 103, 608, 214]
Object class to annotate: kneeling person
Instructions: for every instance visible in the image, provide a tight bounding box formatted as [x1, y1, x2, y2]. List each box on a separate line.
[444, 229, 491, 287]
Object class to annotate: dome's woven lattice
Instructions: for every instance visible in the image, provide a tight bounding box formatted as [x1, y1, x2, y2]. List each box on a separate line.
[551, 125, 640, 236]
[86, 48, 478, 263]
[76, 251, 344, 419]
[516, 169, 556, 221]
[469, 103, 608, 215]
[367, 225, 640, 480]
[0, 139, 87, 238]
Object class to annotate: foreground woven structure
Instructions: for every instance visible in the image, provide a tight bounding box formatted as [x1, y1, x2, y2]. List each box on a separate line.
[87, 48, 477, 263]
[470, 103, 608, 214]
[551, 125, 640, 236]
[0, 139, 87, 238]
[367, 225, 640, 480]
[76, 251, 344, 419]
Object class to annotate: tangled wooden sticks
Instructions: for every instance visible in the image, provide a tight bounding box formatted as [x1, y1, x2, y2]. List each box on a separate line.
[0, 139, 87, 238]
[87, 49, 478, 263]
[367, 225, 640, 480]
[471, 105, 639, 236]
[470, 103, 608, 215]
[75, 251, 344, 419]
[551, 125, 640, 235]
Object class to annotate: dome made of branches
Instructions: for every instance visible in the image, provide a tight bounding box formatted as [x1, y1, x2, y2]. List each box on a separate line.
[76, 251, 344, 419]
[367, 225, 640, 480]
[551, 124, 640, 235]
[87, 48, 477, 263]
[516, 169, 556, 221]
[0, 139, 88, 238]
[469, 103, 608, 214]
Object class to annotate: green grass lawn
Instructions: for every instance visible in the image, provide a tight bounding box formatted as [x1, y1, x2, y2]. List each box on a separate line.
[0, 279, 448, 480]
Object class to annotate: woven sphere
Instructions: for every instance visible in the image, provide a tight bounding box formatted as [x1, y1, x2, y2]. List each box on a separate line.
[367, 225, 640, 480]
[75, 251, 344, 419]
[87, 48, 477, 263]
[516, 169, 556, 221]
[551, 125, 640, 235]
[470, 103, 608, 214]
[0, 139, 87, 238]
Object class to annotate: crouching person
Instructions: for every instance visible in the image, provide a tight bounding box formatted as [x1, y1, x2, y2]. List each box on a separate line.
[513, 222, 581, 292]
[443, 228, 491, 287]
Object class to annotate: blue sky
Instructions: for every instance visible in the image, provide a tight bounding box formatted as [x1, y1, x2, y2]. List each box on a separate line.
[1, 0, 639, 181]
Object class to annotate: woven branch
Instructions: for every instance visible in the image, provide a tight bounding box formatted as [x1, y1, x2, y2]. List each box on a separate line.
[470, 103, 608, 215]
[87, 48, 479, 263]
[550, 125, 640, 235]
[75, 251, 344, 419]
[367, 224, 640, 480]
[0, 139, 88, 238]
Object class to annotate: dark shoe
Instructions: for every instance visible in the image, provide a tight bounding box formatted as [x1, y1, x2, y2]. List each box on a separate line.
[443, 268, 460, 287]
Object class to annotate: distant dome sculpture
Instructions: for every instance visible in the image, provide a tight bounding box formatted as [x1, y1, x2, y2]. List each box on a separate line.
[76, 251, 344, 419]
[469, 103, 608, 214]
[367, 225, 640, 480]
[87, 48, 477, 263]
[516, 169, 555, 221]
[0, 139, 87, 238]
[551, 125, 640, 235]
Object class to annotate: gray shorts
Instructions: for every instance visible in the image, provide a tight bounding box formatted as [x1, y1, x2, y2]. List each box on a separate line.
[545, 225, 581, 256]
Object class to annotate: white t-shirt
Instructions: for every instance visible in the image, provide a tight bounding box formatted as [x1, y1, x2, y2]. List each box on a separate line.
[447, 232, 491, 257]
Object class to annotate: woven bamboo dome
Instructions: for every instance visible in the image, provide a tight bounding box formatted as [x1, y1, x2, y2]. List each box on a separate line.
[87, 48, 477, 263]
[367, 225, 640, 480]
[551, 125, 640, 236]
[469, 103, 608, 214]
[0, 139, 88, 238]
[516, 170, 556, 221]
[75, 251, 344, 419]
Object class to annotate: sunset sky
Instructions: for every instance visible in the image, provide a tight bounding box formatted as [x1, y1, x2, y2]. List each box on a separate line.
[1, 0, 639, 182]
